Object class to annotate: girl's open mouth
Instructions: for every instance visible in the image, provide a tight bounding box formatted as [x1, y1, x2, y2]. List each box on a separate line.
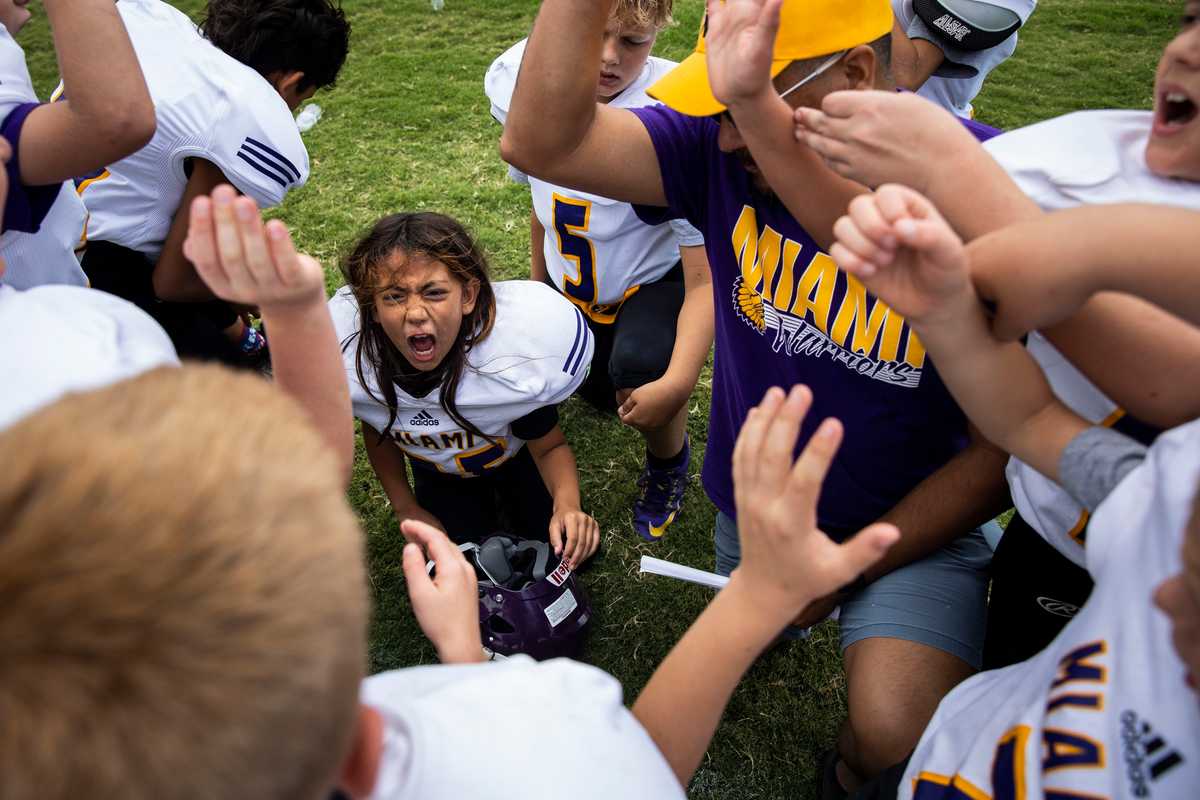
[408, 334, 437, 362]
[1158, 87, 1198, 134]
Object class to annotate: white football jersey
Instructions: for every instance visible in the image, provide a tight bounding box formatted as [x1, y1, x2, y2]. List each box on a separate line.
[0, 26, 88, 289]
[0, 284, 178, 430]
[485, 39, 703, 324]
[892, 0, 1036, 119]
[902, 418, 1200, 800]
[362, 656, 686, 800]
[69, 0, 309, 261]
[985, 110, 1200, 566]
[330, 280, 592, 476]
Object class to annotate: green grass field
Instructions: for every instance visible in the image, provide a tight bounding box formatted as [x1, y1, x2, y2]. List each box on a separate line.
[25, 2, 1180, 796]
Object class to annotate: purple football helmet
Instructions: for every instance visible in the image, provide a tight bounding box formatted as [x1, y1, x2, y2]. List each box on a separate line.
[459, 534, 592, 661]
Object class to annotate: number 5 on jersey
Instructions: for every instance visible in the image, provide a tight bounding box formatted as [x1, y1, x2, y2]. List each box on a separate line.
[552, 194, 599, 311]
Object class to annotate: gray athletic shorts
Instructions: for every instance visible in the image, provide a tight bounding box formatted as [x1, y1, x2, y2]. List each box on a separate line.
[713, 511, 992, 669]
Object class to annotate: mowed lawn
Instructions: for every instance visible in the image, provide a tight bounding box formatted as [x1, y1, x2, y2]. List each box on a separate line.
[26, 1, 1177, 796]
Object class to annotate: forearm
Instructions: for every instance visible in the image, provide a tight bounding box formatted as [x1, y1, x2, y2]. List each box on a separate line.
[502, 0, 613, 166]
[729, 91, 866, 250]
[1049, 205, 1200, 322]
[866, 437, 1009, 580]
[888, 19, 946, 91]
[154, 160, 228, 301]
[530, 211, 549, 283]
[262, 300, 354, 483]
[528, 434, 582, 511]
[924, 148, 1042, 241]
[364, 427, 445, 529]
[633, 575, 796, 787]
[661, 283, 714, 392]
[1041, 293, 1200, 428]
[914, 297, 1087, 482]
[25, 1, 154, 185]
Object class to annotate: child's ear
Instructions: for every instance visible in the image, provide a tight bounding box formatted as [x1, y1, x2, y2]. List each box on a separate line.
[337, 705, 385, 799]
[461, 278, 480, 316]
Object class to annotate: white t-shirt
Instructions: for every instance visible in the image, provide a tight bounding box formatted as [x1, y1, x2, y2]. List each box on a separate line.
[71, 0, 309, 260]
[893, 0, 1037, 118]
[985, 110, 1200, 567]
[901, 419, 1200, 799]
[0, 284, 178, 429]
[362, 656, 686, 800]
[0, 25, 88, 289]
[485, 39, 703, 324]
[330, 280, 592, 476]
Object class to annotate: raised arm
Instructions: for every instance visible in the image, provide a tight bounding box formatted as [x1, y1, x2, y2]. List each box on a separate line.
[887, 18, 945, 91]
[183, 185, 354, 482]
[794, 91, 1042, 239]
[498, 0, 665, 205]
[18, 0, 155, 186]
[967, 204, 1200, 429]
[703, 0, 868, 250]
[830, 185, 1089, 481]
[633, 386, 898, 786]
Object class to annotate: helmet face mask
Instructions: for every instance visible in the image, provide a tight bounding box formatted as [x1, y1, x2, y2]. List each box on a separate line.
[458, 534, 593, 661]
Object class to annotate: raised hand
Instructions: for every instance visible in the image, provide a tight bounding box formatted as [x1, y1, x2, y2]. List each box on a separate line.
[831, 184, 974, 325]
[794, 90, 977, 191]
[731, 385, 898, 617]
[704, 0, 785, 107]
[183, 184, 325, 314]
[400, 519, 486, 664]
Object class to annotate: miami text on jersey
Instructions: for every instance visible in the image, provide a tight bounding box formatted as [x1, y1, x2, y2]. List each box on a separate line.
[393, 428, 509, 477]
[729, 206, 926, 389]
[913, 640, 1111, 800]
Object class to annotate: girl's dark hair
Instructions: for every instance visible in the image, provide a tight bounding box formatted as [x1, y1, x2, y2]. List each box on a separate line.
[200, 0, 351, 92]
[341, 213, 498, 443]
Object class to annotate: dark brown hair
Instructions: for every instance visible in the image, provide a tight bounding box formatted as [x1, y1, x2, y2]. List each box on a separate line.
[200, 0, 351, 92]
[341, 212, 498, 442]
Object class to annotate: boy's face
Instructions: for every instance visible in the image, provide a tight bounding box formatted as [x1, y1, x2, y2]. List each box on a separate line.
[1154, 491, 1200, 695]
[1146, 2, 1200, 180]
[596, 16, 657, 102]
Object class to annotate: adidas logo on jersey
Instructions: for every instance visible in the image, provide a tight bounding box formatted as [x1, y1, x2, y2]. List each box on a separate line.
[1121, 710, 1184, 795]
[932, 13, 972, 42]
[409, 410, 439, 427]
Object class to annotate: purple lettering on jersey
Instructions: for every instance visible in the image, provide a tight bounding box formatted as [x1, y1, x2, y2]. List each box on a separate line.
[629, 105, 992, 536]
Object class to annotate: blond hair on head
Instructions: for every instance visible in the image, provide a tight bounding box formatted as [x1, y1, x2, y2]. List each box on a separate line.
[613, 0, 674, 30]
[0, 365, 369, 800]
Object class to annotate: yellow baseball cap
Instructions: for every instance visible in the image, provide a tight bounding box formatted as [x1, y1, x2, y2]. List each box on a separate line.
[648, 0, 894, 117]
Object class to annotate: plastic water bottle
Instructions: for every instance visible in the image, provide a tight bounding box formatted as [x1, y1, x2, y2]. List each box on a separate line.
[431, 0, 443, 9]
[295, 103, 323, 133]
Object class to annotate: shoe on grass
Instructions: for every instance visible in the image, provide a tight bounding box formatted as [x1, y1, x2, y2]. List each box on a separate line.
[632, 435, 690, 542]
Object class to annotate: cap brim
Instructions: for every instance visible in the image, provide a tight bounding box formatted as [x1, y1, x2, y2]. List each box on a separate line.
[647, 52, 791, 117]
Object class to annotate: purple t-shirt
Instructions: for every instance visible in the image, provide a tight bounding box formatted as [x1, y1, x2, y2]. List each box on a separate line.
[1, 102, 59, 234]
[632, 106, 996, 537]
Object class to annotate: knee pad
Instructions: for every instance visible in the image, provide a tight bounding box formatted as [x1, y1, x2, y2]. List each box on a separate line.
[913, 0, 1026, 51]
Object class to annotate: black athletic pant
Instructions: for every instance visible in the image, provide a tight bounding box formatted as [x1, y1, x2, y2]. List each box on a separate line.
[562, 261, 685, 414]
[410, 445, 554, 545]
[982, 511, 1095, 669]
[81, 240, 243, 365]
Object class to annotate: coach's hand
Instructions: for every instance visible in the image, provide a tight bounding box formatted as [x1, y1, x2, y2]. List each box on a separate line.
[730, 385, 898, 622]
[184, 184, 325, 315]
[551, 507, 600, 568]
[400, 519, 486, 664]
